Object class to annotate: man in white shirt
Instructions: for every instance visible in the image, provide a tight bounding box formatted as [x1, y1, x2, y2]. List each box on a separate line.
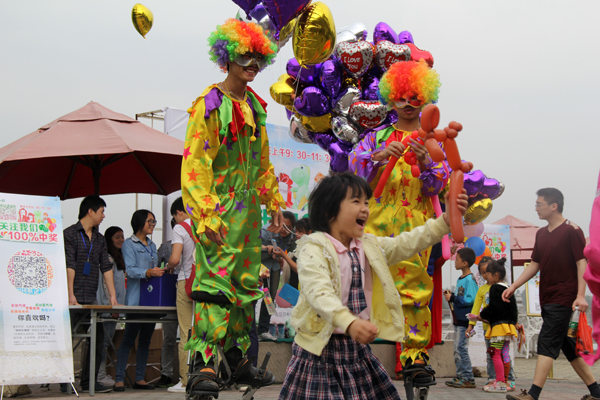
[166, 197, 195, 393]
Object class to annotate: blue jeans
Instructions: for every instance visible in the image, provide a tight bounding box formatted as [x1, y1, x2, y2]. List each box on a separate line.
[115, 314, 156, 383]
[453, 325, 473, 380]
[485, 338, 516, 381]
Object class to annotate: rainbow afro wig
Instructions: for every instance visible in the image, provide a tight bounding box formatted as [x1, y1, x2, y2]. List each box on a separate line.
[208, 18, 278, 72]
[377, 60, 441, 106]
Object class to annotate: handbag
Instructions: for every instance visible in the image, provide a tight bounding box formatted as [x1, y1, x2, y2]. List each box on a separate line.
[178, 221, 197, 300]
[576, 311, 594, 356]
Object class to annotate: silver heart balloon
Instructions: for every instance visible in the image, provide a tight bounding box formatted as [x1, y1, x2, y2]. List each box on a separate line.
[336, 22, 367, 42]
[333, 86, 360, 116]
[376, 40, 411, 71]
[348, 100, 388, 129]
[289, 116, 315, 144]
[332, 116, 362, 143]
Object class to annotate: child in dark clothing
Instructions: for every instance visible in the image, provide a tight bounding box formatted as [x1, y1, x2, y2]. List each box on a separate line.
[445, 247, 478, 388]
[479, 258, 518, 393]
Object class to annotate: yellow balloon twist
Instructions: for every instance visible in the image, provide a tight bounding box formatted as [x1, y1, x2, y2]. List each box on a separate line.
[132, 4, 154, 38]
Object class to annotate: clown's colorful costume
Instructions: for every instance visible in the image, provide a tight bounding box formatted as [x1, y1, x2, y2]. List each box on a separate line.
[349, 60, 447, 367]
[180, 19, 283, 372]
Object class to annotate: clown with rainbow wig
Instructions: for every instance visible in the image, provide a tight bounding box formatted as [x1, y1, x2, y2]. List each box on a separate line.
[349, 59, 448, 380]
[181, 18, 284, 396]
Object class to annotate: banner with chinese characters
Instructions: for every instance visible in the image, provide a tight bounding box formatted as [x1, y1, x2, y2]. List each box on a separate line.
[260, 123, 331, 225]
[482, 224, 512, 283]
[0, 193, 74, 384]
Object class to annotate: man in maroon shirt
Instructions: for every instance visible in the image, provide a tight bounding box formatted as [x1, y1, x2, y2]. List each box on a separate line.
[503, 188, 599, 400]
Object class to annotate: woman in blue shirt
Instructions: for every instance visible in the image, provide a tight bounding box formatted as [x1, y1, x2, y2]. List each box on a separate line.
[114, 210, 164, 391]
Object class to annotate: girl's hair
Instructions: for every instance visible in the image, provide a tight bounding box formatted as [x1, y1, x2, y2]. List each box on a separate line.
[487, 257, 507, 281]
[478, 256, 493, 274]
[131, 209, 155, 234]
[377, 59, 441, 106]
[104, 226, 125, 271]
[308, 172, 372, 234]
[296, 217, 311, 233]
[208, 18, 278, 72]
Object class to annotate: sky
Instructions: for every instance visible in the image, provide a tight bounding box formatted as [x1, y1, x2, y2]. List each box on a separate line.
[1, 0, 599, 276]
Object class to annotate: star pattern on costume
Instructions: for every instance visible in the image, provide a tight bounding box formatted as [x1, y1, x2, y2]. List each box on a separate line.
[412, 302, 422, 314]
[204, 346, 213, 359]
[375, 196, 382, 204]
[183, 147, 192, 160]
[203, 140, 211, 151]
[226, 139, 234, 151]
[409, 324, 421, 336]
[389, 187, 397, 196]
[207, 270, 217, 279]
[202, 196, 212, 205]
[236, 152, 247, 163]
[243, 257, 251, 269]
[252, 150, 258, 160]
[234, 200, 247, 214]
[376, 222, 388, 233]
[244, 234, 250, 245]
[259, 185, 269, 196]
[252, 220, 259, 229]
[416, 281, 427, 291]
[397, 267, 408, 279]
[187, 169, 200, 182]
[186, 204, 194, 214]
[224, 311, 230, 322]
[422, 320, 429, 328]
[217, 266, 229, 278]
[192, 130, 201, 140]
[415, 195, 423, 203]
[208, 314, 216, 324]
[215, 174, 226, 185]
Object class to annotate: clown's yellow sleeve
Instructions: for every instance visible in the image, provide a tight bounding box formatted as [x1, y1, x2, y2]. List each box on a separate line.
[256, 124, 285, 213]
[181, 96, 224, 236]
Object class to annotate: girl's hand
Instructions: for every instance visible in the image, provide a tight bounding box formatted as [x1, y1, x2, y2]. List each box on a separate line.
[372, 142, 406, 162]
[465, 325, 473, 338]
[272, 248, 285, 258]
[347, 319, 379, 344]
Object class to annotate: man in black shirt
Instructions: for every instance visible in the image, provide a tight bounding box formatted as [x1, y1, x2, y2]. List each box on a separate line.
[62, 195, 118, 393]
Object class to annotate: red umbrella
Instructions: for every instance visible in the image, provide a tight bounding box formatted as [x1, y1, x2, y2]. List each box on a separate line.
[0, 101, 184, 199]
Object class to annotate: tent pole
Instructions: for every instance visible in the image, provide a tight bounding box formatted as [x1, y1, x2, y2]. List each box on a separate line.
[62, 160, 77, 199]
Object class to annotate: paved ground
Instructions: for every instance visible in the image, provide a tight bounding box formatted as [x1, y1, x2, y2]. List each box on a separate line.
[9, 355, 600, 399]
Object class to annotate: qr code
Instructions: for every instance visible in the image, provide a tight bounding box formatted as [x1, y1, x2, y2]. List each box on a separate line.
[0, 204, 17, 221]
[7, 250, 53, 295]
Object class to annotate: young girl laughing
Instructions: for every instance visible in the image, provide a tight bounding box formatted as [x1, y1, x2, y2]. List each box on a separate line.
[279, 172, 468, 399]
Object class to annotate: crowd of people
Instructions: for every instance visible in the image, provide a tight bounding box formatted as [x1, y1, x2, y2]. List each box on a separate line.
[56, 16, 598, 400]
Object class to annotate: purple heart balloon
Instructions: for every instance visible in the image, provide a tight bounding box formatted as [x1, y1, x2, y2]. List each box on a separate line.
[233, 0, 260, 17]
[463, 170, 485, 197]
[319, 60, 342, 99]
[312, 132, 336, 152]
[373, 22, 398, 44]
[262, 0, 311, 38]
[480, 177, 501, 199]
[248, 3, 268, 20]
[361, 72, 380, 100]
[294, 86, 330, 117]
[286, 58, 321, 86]
[328, 139, 354, 173]
[398, 30, 414, 44]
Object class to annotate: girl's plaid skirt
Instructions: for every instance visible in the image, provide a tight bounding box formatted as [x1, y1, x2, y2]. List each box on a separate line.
[278, 335, 401, 400]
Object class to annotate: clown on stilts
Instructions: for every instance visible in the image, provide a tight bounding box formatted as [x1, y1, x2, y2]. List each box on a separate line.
[181, 18, 285, 397]
[349, 59, 447, 382]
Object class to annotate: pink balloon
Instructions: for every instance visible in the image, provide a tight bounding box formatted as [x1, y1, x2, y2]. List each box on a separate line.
[464, 222, 484, 238]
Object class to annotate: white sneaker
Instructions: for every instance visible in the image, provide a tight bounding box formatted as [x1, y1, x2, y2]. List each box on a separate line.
[258, 332, 277, 342]
[167, 382, 185, 393]
[97, 376, 115, 387]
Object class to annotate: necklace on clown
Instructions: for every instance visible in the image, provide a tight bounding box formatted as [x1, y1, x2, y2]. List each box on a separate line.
[220, 81, 245, 102]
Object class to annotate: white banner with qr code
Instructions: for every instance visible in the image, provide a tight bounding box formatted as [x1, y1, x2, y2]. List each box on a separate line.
[0, 192, 74, 384]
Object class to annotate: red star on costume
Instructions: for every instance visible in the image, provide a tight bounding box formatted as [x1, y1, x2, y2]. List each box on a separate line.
[230, 254, 236, 261]
[397, 267, 408, 279]
[244, 234, 250, 245]
[193, 130, 201, 140]
[183, 147, 192, 160]
[215, 175, 226, 185]
[247, 315, 254, 324]
[207, 270, 217, 279]
[249, 290, 257, 298]
[251, 195, 257, 205]
[228, 186, 235, 193]
[195, 312, 203, 321]
[199, 209, 207, 219]
[243, 257, 251, 269]
[187, 169, 200, 182]
[236, 299, 243, 307]
[423, 320, 430, 328]
[422, 210, 428, 216]
[217, 266, 229, 278]
[360, 158, 369, 169]
[236, 152, 247, 163]
[202, 196, 212, 205]
[224, 311, 230, 322]
[204, 347, 213, 359]
[406, 209, 413, 219]
[389, 187, 397, 196]
[401, 199, 410, 207]
[252, 220, 259, 229]
[214, 128, 219, 138]
[190, 109, 197, 118]
[405, 317, 408, 323]
[403, 177, 412, 187]
[416, 195, 423, 203]
[259, 185, 269, 196]
[404, 292, 414, 299]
